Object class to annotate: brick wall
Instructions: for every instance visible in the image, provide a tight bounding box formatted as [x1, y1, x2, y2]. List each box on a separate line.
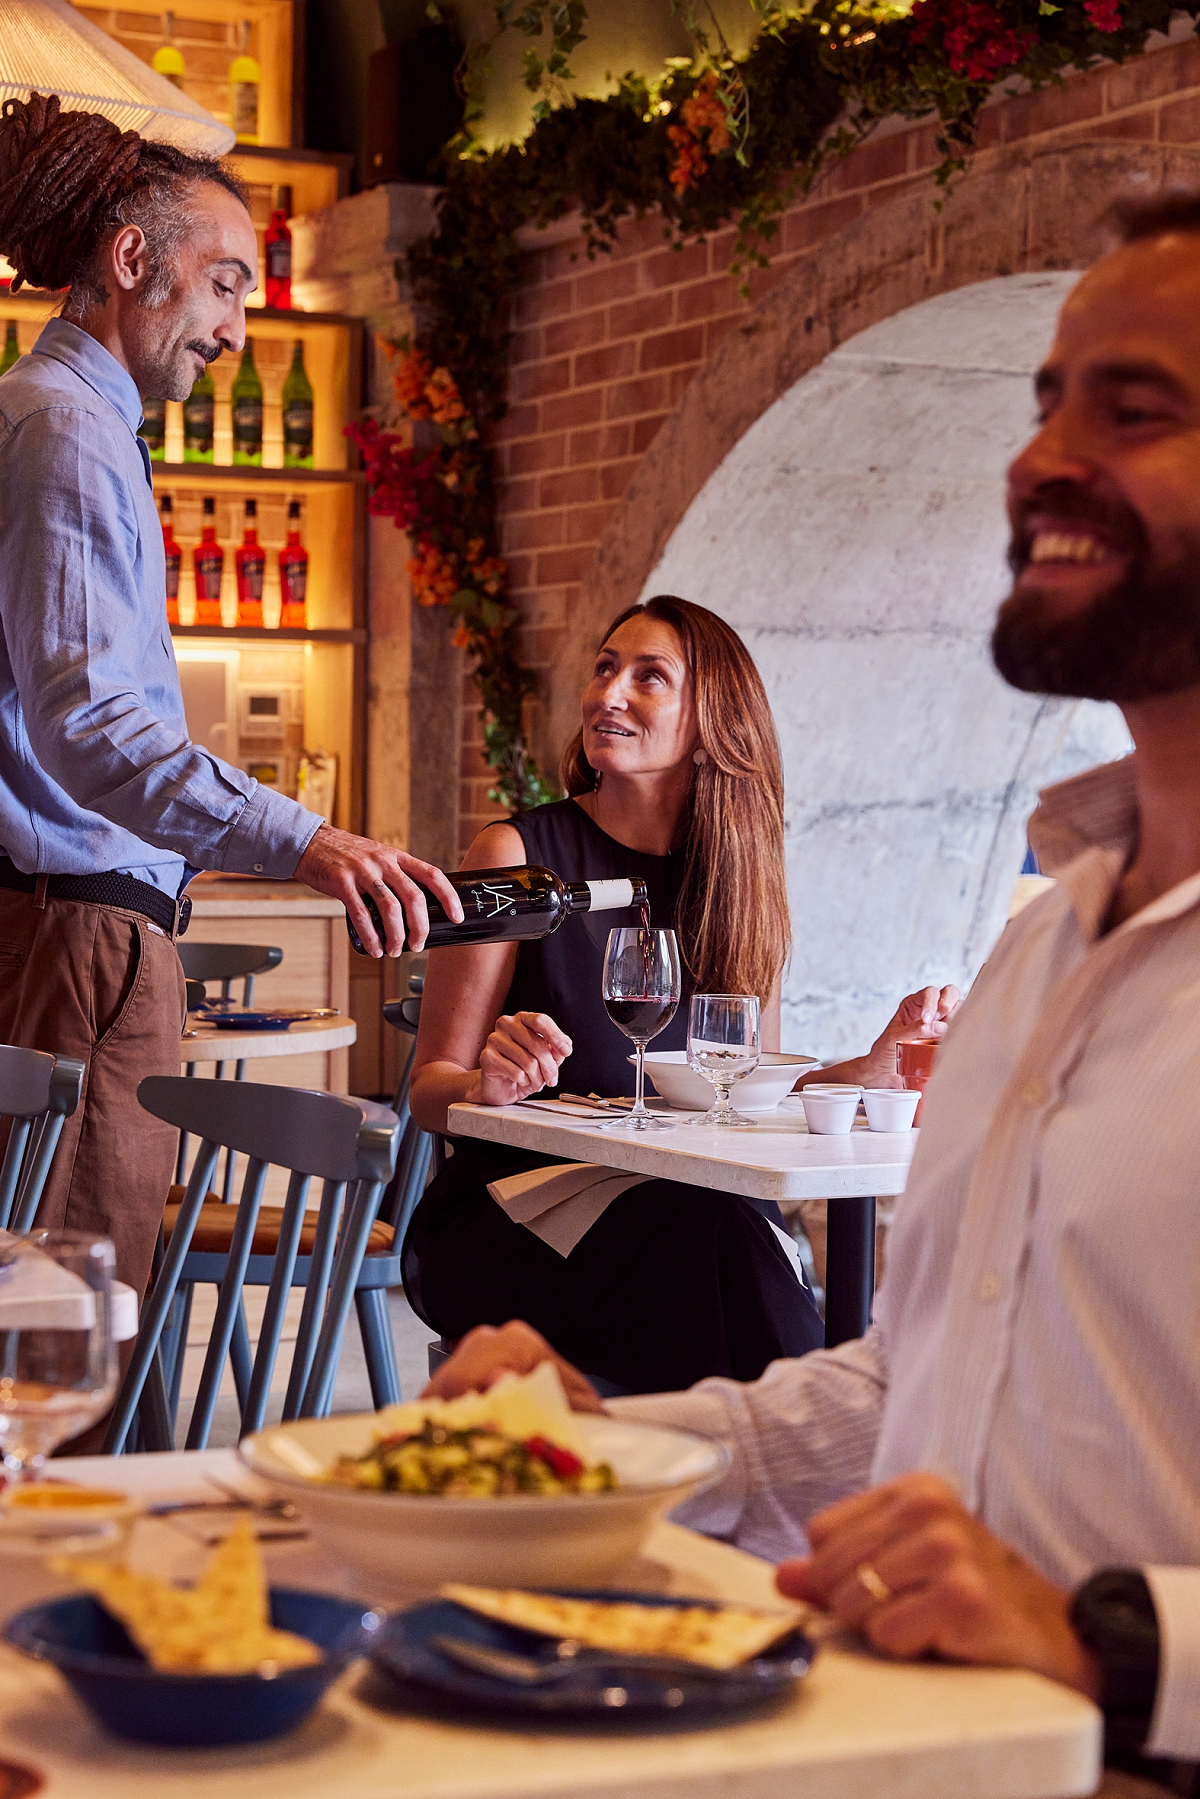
[457, 30, 1200, 855]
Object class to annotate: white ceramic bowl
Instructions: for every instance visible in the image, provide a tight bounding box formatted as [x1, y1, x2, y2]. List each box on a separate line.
[801, 1090, 859, 1135]
[638, 1050, 818, 1114]
[240, 1412, 728, 1593]
[862, 1088, 921, 1133]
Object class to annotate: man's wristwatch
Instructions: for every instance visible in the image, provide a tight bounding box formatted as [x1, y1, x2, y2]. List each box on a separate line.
[1069, 1569, 1159, 1753]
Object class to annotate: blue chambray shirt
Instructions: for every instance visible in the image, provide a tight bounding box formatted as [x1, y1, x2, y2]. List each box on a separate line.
[0, 319, 321, 895]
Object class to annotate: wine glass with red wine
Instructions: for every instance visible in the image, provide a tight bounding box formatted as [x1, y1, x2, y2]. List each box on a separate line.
[600, 927, 682, 1132]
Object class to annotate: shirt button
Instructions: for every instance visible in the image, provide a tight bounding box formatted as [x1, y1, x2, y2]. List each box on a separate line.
[253, 863, 264, 873]
[978, 1273, 1004, 1302]
[1021, 1077, 1049, 1108]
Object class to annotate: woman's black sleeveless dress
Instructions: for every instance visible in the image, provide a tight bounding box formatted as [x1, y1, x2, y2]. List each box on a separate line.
[401, 798, 824, 1392]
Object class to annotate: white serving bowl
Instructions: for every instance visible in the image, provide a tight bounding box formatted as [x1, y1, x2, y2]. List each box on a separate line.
[638, 1050, 818, 1114]
[240, 1412, 728, 1593]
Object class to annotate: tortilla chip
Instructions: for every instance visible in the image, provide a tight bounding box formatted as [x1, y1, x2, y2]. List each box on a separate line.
[59, 1517, 320, 1674]
[441, 1583, 800, 1670]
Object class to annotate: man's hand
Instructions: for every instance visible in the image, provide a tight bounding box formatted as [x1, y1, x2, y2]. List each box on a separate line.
[776, 1474, 1100, 1695]
[420, 1321, 606, 1414]
[465, 1011, 573, 1107]
[295, 823, 463, 957]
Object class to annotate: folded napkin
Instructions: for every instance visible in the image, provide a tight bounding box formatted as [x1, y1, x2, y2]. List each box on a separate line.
[487, 1162, 652, 1257]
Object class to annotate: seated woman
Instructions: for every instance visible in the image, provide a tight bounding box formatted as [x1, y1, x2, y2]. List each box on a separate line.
[404, 595, 955, 1394]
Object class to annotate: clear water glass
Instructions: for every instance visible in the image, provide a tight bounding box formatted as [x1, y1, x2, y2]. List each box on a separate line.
[687, 994, 761, 1127]
[0, 1231, 117, 1480]
[600, 928, 682, 1132]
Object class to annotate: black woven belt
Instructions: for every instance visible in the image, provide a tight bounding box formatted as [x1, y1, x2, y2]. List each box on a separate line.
[0, 858, 191, 938]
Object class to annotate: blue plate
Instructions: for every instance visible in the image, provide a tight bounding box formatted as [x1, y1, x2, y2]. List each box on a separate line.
[194, 1006, 333, 1031]
[4, 1588, 379, 1747]
[368, 1589, 813, 1721]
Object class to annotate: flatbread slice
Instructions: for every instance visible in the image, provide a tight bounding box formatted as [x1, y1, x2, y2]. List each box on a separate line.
[441, 1583, 800, 1670]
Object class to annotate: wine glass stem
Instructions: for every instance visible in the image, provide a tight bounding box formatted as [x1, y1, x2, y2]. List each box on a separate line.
[634, 1039, 648, 1115]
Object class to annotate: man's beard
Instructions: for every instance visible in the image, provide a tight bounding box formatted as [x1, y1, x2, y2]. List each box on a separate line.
[992, 496, 1200, 703]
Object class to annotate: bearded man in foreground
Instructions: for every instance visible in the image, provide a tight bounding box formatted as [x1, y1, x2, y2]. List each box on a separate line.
[420, 194, 1200, 1798]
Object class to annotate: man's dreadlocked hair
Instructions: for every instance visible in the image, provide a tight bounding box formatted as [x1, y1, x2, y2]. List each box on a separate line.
[0, 92, 247, 314]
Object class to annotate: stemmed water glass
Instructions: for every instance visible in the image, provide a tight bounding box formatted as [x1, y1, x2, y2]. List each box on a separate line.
[0, 1231, 117, 1482]
[688, 994, 761, 1127]
[601, 927, 682, 1132]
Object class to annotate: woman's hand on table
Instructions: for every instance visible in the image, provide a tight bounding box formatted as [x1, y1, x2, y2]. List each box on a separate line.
[420, 1321, 606, 1414]
[801, 985, 961, 1090]
[465, 1010, 573, 1107]
[775, 1473, 1101, 1696]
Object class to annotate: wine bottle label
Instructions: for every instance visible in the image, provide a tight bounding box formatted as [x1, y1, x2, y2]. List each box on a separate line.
[196, 552, 222, 599]
[283, 402, 313, 458]
[584, 878, 635, 912]
[183, 395, 214, 448]
[232, 401, 263, 453]
[233, 82, 258, 137]
[266, 240, 292, 279]
[164, 551, 181, 600]
[239, 554, 265, 600]
[280, 559, 307, 603]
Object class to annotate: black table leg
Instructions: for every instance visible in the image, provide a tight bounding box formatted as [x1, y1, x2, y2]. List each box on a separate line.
[823, 1194, 876, 1348]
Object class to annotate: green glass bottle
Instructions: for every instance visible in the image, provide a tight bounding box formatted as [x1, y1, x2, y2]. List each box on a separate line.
[0, 321, 19, 377]
[281, 339, 314, 469]
[183, 367, 215, 463]
[138, 394, 166, 461]
[231, 339, 263, 467]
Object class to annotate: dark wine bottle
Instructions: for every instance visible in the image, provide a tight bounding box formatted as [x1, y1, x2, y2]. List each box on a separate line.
[347, 864, 649, 956]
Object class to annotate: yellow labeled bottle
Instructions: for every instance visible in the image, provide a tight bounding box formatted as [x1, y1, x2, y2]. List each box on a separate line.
[230, 21, 260, 144]
[152, 11, 185, 89]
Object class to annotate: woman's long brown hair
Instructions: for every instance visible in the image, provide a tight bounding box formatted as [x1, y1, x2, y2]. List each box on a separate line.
[560, 595, 790, 1002]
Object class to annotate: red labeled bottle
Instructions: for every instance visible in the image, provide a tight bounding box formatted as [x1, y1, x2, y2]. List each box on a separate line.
[193, 496, 224, 627]
[265, 184, 292, 310]
[235, 497, 265, 627]
[161, 493, 181, 625]
[279, 498, 308, 628]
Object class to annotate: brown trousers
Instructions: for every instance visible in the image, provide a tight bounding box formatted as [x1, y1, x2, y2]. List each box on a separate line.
[0, 888, 186, 1300]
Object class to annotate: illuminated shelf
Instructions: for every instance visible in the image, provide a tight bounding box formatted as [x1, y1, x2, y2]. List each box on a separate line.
[155, 462, 362, 486]
[170, 626, 365, 643]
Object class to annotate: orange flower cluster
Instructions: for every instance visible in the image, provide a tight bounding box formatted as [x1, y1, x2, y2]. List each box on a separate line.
[409, 542, 459, 608]
[467, 536, 506, 597]
[667, 71, 732, 195]
[391, 348, 468, 427]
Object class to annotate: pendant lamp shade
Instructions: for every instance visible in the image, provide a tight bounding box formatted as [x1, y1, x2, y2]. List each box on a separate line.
[0, 0, 235, 154]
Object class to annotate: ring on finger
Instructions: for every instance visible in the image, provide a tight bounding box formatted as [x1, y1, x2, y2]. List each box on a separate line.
[855, 1562, 892, 1606]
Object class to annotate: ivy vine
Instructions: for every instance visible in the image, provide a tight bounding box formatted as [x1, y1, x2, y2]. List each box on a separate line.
[360, 0, 1194, 813]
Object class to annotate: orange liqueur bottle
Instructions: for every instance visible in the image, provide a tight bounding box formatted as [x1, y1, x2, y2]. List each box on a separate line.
[279, 499, 308, 628]
[235, 497, 265, 627]
[193, 496, 224, 627]
[160, 493, 181, 625]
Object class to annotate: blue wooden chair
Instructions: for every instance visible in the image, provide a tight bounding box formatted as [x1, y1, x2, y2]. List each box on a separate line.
[0, 1044, 85, 1233]
[103, 1076, 401, 1454]
[175, 942, 284, 1197]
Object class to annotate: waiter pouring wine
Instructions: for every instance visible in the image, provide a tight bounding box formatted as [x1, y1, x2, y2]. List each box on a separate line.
[0, 93, 461, 1403]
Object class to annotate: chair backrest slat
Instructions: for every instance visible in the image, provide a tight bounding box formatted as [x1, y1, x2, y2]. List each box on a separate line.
[137, 1078, 396, 1184]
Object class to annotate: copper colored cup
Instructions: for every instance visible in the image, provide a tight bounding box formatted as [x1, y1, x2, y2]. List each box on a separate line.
[896, 1037, 939, 1123]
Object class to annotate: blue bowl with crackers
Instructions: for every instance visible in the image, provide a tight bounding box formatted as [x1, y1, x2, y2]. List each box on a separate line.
[4, 1586, 378, 1747]
[2, 1518, 379, 1747]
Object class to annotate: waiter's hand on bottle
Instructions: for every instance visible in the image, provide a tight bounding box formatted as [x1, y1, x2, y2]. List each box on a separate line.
[294, 824, 463, 956]
[467, 1011, 573, 1107]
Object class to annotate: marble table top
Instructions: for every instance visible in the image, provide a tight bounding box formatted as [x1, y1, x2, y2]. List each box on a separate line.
[179, 1013, 357, 1064]
[447, 1098, 918, 1201]
[0, 1448, 1101, 1799]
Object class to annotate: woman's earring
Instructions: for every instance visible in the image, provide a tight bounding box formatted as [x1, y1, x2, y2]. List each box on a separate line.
[693, 747, 708, 767]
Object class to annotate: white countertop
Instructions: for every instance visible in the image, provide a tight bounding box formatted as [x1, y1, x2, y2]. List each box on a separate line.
[180, 1014, 357, 1063]
[0, 1449, 1101, 1799]
[447, 1100, 917, 1202]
